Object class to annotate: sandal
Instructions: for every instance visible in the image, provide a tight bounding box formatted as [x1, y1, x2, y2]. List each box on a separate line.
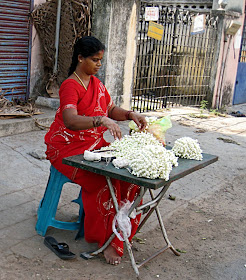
[230, 111, 246, 117]
[44, 236, 76, 260]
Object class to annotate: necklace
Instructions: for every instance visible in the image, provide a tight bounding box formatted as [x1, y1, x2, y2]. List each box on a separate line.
[73, 71, 87, 90]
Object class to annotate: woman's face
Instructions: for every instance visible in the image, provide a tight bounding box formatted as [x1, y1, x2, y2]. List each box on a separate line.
[79, 50, 104, 75]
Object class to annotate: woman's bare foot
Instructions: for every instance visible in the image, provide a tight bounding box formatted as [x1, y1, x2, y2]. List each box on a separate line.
[103, 244, 121, 265]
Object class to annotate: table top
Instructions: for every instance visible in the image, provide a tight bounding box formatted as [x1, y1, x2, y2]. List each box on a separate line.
[62, 152, 218, 190]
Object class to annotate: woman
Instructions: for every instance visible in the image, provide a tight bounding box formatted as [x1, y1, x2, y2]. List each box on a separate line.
[45, 36, 147, 265]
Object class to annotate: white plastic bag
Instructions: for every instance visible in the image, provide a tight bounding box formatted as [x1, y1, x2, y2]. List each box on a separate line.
[112, 200, 136, 241]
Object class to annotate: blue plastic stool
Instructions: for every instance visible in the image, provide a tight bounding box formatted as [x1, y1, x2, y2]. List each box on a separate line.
[35, 165, 84, 237]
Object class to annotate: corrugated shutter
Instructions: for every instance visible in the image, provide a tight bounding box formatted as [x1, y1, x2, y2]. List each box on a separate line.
[0, 0, 32, 100]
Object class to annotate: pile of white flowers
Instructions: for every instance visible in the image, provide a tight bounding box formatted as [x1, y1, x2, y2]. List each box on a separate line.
[129, 145, 178, 180]
[172, 137, 203, 160]
[99, 133, 203, 180]
[107, 132, 162, 158]
[103, 132, 178, 180]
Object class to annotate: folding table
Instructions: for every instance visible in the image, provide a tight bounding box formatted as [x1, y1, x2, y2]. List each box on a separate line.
[63, 152, 218, 278]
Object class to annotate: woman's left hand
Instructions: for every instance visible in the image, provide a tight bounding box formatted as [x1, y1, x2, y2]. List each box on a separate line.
[129, 112, 147, 131]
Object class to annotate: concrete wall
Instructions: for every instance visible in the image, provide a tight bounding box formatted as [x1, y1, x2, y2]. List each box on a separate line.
[29, 0, 46, 98]
[30, 0, 138, 109]
[92, 0, 138, 109]
[93, 0, 245, 110]
[30, 0, 244, 108]
[90, 0, 112, 85]
[213, 0, 244, 14]
[212, 0, 245, 108]
[220, 16, 244, 106]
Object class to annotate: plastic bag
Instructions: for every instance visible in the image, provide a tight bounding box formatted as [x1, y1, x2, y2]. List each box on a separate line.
[129, 116, 172, 146]
[112, 200, 136, 241]
[147, 116, 172, 145]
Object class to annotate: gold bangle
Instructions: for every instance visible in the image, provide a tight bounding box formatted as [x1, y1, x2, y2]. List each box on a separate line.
[93, 116, 102, 127]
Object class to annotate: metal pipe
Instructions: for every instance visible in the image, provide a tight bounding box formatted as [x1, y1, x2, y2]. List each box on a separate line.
[54, 0, 62, 73]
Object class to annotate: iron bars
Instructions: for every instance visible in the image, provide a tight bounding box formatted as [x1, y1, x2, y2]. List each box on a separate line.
[132, 2, 218, 112]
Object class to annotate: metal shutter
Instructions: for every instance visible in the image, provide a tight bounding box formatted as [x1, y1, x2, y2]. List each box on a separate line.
[0, 0, 32, 100]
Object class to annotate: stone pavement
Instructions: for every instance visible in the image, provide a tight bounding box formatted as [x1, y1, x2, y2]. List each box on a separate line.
[0, 103, 245, 278]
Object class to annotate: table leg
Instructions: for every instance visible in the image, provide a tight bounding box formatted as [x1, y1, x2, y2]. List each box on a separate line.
[149, 189, 180, 256]
[80, 178, 179, 277]
[135, 186, 180, 269]
[136, 183, 171, 233]
[106, 176, 141, 277]
[81, 176, 144, 278]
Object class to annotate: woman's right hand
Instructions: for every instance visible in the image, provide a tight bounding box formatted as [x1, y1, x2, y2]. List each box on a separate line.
[101, 116, 122, 139]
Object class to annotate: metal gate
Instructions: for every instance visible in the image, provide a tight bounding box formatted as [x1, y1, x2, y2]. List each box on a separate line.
[132, 1, 218, 112]
[0, 0, 32, 100]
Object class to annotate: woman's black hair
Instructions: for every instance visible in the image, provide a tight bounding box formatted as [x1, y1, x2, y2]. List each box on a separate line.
[68, 36, 105, 76]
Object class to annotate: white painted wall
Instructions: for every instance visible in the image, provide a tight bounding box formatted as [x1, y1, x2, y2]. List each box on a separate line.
[122, 3, 137, 110]
[29, 0, 46, 98]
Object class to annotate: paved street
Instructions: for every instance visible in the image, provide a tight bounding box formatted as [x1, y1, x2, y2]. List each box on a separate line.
[0, 104, 245, 279]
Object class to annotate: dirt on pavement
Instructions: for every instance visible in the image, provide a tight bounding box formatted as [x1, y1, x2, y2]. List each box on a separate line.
[0, 107, 246, 280]
[1, 172, 245, 280]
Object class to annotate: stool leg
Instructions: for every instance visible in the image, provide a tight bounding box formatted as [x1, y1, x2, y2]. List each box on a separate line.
[72, 188, 84, 220]
[36, 166, 83, 236]
[36, 169, 66, 236]
[72, 188, 85, 239]
[75, 210, 85, 240]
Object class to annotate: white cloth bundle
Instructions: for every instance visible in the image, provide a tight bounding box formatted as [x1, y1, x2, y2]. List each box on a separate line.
[112, 157, 129, 169]
[84, 150, 101, 161]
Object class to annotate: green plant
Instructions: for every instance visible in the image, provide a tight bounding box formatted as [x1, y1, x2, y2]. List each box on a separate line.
[200, 100, 208, 114]
[209, 108, 227, 117]
[210, 109, 219, 115]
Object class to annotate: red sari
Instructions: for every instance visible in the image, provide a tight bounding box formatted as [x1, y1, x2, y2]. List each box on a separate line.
[45, 76, 141, 256]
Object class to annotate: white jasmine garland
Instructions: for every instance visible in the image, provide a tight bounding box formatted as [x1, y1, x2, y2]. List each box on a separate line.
[103, 132, 163, 159]
[129, 146, 178, 180]
[101, 132, 178, 180]
[172, 137, 203, 160]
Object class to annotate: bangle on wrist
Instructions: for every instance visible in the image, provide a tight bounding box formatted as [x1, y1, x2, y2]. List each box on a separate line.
[93, 116, 103, 127]
[125, 110, 133, 120]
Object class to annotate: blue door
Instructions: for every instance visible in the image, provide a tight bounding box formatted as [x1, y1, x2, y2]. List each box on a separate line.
[233, 12, 246, 105]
